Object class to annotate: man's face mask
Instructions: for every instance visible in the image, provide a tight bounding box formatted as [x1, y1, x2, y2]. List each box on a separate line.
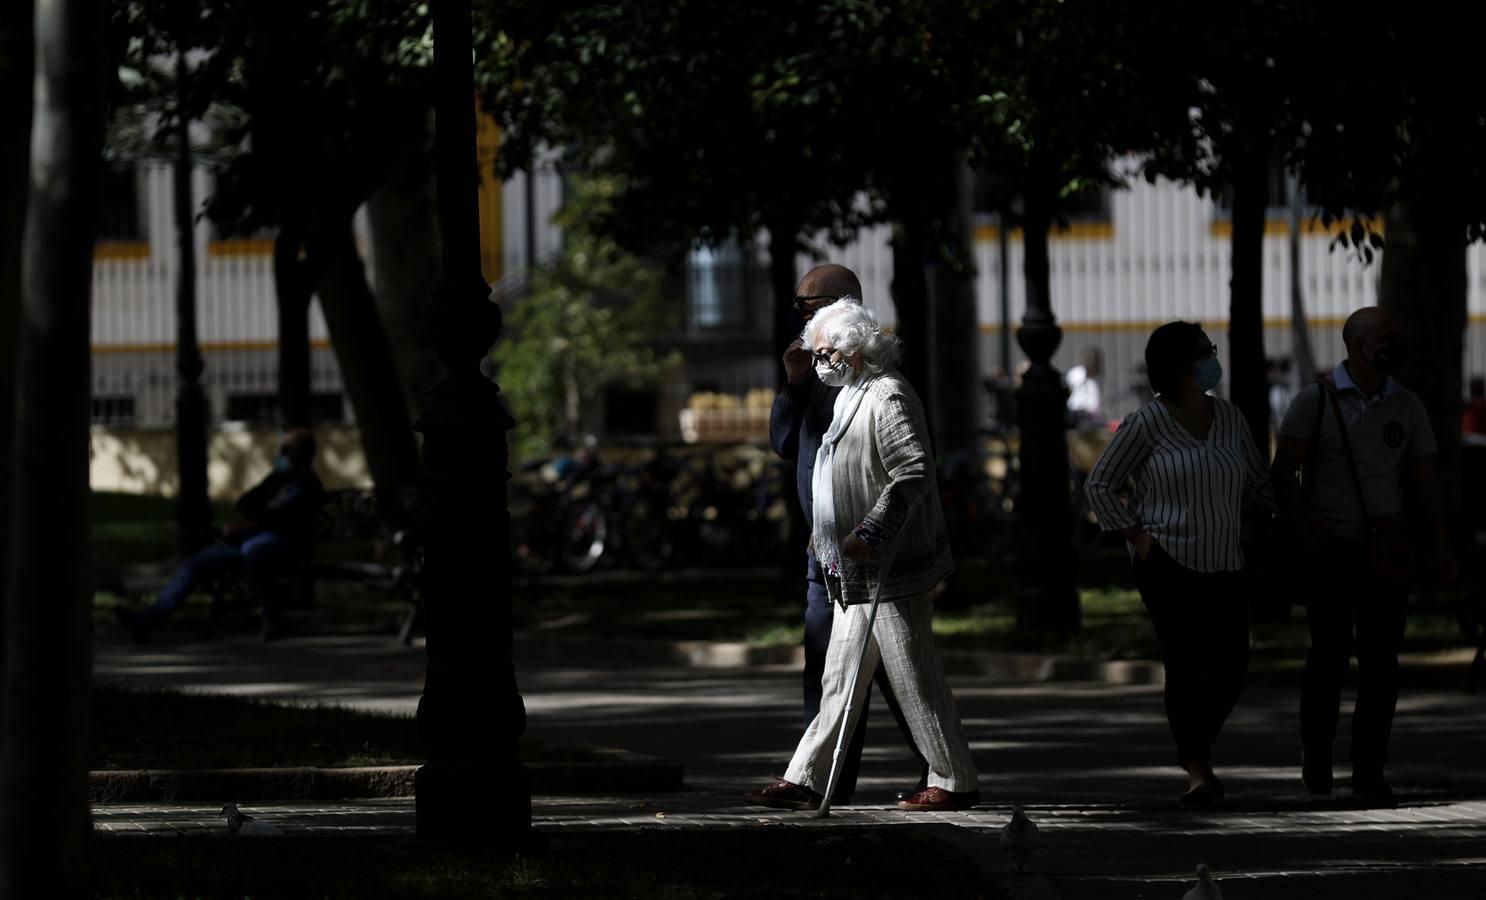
[274, 453, 293, 474]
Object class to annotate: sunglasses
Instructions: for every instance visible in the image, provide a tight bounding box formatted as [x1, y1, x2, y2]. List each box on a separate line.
[793, 293, 839, 312]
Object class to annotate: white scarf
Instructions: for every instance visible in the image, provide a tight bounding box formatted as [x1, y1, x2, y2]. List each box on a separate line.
[811, 374, 874, 576]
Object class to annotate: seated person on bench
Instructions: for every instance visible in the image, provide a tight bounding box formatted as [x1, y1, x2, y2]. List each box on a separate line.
[115, 429, 325, 642]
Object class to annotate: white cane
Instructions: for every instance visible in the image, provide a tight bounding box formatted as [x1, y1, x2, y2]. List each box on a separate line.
[814, 527, 907, 819]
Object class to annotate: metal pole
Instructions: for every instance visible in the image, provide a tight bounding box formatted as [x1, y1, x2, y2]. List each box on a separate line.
[414, 0, 533, 847]
[1013, 154, 1079, 633]
[998, 213, 1011, 379]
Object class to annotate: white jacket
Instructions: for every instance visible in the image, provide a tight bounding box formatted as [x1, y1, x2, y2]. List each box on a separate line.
[819, 368, 954, 605]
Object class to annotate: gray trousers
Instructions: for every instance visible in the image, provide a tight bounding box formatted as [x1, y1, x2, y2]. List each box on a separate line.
[784, 590, 978, 794]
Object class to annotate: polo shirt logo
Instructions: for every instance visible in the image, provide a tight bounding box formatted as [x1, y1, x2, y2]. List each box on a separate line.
[1383, 422, 1406, 449]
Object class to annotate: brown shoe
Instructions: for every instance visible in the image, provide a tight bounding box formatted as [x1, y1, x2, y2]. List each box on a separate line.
[743, 780, 823, 811]
[897, 786, 981, 811]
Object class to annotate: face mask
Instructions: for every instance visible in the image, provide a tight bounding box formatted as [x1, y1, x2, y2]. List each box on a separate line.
[274, 454, 293, 474]
[1193, 357, 1222, 392]
[1371, 340, 1408, 375]
[815, 360, 854, 387]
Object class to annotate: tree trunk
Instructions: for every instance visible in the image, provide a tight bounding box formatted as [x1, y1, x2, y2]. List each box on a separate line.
[928, 155, 981, 461]
[1379, 193, 1466, 559]
[1228, 146, 1270, 451]
[765, 221, 806, 554]
[173, 57, 212, 554]
[1287, 172, 1317, 393]
[315, 224, 422, 491]
[273, 226, 313, 428]
[0, 0, 104, 894]
[766, 221, 798, 389]
[366, 119, 444, 417]
[0, 0, 34, 714]
[890, 216, 931, 399]
[1014, 158, 1079, 634]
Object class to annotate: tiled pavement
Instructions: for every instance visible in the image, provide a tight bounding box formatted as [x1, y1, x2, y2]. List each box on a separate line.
[94, 794, 1486, 896]
[94, 632, 1486, 896]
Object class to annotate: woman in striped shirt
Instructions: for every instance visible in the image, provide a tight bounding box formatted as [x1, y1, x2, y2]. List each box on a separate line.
[1084, 321, 1276, 805]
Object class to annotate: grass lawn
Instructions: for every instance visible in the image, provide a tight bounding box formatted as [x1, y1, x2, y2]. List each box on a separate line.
[92, 686, 608, 770]
[94, 826, 995, 900]
[92, 492, 242, 569]
[513, 558, 1478, 665]
[97, 489, 1479, 666]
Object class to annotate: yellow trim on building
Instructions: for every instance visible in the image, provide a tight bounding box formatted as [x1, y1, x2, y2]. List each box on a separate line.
[476, 100, 504, 284]
[974, 313, 1486, 335]
[207, 238, 275, 257]
[1208, 216, 1385, 239]
[975, 314, 1470, 335]
[91, 339, 334, 354]
[974, 221, 1115, 243]
[94, 241, 151, 260]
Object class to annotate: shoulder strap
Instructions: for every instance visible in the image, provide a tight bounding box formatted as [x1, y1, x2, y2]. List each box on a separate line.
[1321, 377, 1372, 522]
[1301, 380, 1326, 499]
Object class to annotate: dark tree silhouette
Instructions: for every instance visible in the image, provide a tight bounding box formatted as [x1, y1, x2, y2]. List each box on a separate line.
[0, 0, 105, 894]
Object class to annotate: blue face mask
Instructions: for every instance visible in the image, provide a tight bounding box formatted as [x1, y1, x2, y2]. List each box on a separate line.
[274, 454, 293, 474]
[1193, 357, 1223, 392]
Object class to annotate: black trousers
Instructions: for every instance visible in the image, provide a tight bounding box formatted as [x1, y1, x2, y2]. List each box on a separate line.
[1299, 538, 1409, 777]
[1133, 545, 1249, 765]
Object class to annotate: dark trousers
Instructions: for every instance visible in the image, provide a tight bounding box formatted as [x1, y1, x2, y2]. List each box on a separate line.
[1299, 538, 1408, 777]
[1133, 545, 1249, 765]
[804, 573, 927, 799]
[145, 533, 292, 630]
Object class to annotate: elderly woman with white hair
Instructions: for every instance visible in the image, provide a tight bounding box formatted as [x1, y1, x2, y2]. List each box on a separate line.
[744, 300, 980, 812]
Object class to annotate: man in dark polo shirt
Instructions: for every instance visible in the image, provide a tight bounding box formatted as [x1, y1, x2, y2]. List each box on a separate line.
[1272, 306, 1456, 801]
[769, 263, 926, 804]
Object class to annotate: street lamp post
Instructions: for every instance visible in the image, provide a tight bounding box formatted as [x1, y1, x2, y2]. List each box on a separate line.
[1013, 168, 1080, 633]
[414, 0, 532, 845]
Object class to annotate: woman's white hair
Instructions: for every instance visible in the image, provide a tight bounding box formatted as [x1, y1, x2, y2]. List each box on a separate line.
[802, 298, 901, 374]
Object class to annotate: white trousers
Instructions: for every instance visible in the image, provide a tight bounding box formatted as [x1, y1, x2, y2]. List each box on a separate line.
[784, 591, 979, 794]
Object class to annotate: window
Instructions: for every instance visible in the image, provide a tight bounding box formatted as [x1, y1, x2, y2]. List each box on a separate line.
[91, 395, 137, 428]
[224, 393, 345, 424]
[97, 163, 144, 241]
[687, 244, 751, 330]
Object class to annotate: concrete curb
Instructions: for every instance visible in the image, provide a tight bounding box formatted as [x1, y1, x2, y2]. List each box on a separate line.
[89, 754, 684, 803]
[940, 651, 1165, 685]
[515, 635, 1166, 685]
[514, 636, 803, 669]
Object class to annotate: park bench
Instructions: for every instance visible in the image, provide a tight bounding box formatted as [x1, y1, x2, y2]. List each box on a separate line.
[203, 487, 426, 644]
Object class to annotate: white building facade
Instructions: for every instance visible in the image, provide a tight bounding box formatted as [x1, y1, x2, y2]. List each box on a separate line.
[90, 156, 1486, 438]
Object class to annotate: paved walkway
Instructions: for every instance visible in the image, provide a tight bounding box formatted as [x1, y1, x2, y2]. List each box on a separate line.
[94, 631, 1486, 897]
